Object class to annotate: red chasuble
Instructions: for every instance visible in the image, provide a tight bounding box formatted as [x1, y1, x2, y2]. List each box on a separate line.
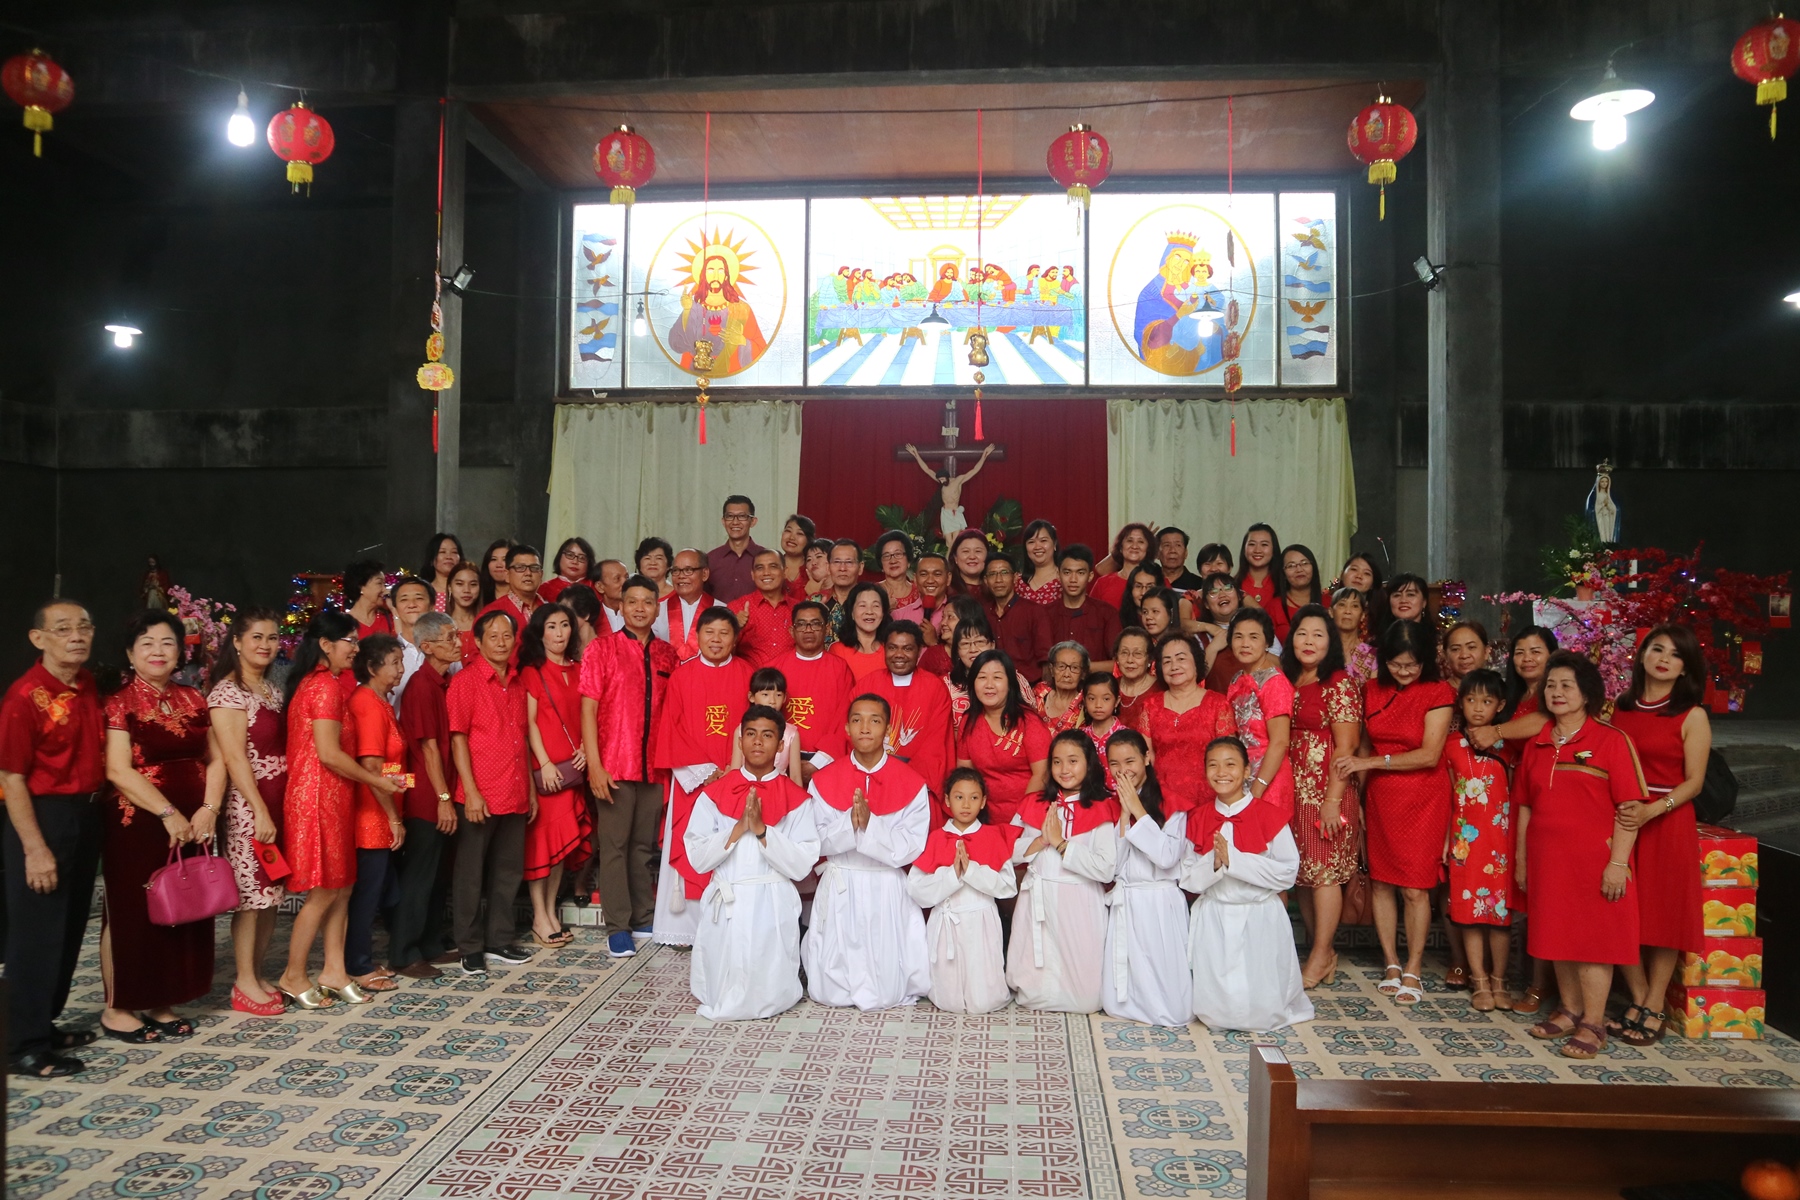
[662, 594, 715, 663]
[704, 769, 809, 828]
[771, 649, 856, 759]
[914, 821, 1016, 874]
[1186, 794, 1290, 854]
[655, 656, 755, 898]
[1016, 792, 1122, 840]
[864, 671, 956, 806]
[811, 753, 930, 818]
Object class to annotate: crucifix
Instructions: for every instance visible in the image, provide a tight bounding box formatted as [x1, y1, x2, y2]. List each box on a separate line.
[893, 396, 1006, 480]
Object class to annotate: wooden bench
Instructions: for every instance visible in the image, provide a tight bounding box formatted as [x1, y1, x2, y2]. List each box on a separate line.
[1248, 1044, 1800, 1200]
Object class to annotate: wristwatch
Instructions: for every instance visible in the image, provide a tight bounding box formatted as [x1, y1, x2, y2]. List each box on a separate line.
[437, 792, 452, 804]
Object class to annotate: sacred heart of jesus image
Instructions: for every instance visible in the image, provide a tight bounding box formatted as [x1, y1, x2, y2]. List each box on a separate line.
[642, 210, 792, 381]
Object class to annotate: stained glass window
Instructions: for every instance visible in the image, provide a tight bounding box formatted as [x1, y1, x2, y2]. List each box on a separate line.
[568, 204, 625, 390]
[1277, 192, 1338, 388]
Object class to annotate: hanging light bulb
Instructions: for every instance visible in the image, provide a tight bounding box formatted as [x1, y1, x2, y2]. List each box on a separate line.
[104, 323, 142, 349]
[632, 298, 648, 337]
[1570, 63, 1654, 151]
[226, 89, 255, 147]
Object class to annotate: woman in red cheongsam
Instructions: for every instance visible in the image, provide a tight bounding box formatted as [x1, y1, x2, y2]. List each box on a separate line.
[1136, 634, 1236, 815]
[1608, 624, 1710, 1046]
[1221, 608, 1295, 819]
[1336, 619, 1454, 1006]
[1514, 651, 1647, 1060]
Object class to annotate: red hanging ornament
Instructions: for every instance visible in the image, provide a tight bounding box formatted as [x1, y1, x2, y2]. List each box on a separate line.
[1046, 124, 1111, 232]
[594, 125, 655, 205]
[2, 49, 74, 158]
[1733, 16, 1800, 139]
[266, 103, 335, 194]
[1346, 95, 1418, 221]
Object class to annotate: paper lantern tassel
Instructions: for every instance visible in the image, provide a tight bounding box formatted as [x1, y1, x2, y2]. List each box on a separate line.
[973, 391, 984, 441]
[1230, 414, 1237, 456]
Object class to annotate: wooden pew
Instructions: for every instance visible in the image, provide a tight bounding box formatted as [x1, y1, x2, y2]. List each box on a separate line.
[1248, 1044, 1800, 1200]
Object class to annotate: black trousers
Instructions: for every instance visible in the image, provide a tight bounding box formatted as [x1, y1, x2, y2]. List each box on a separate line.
[388, 817, 454, 967]
[451, 812, 526, 955]
[4, 793, 103, 1059]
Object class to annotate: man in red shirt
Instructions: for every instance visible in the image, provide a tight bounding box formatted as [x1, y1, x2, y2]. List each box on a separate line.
[447, 609, 537, 976]
[1044, 544, 1121, 672]
[893, 551, 950, 631]
[706, 494, 768, 606]
[579, 574, 678, 959]
[729, 549, 795, 667]
[390, 612, 462, 978]
[771, 600, 855, 775]
[479, 544, 544, 632]
[0, 600, 106, 1077]
[982, 553, 1051, 683]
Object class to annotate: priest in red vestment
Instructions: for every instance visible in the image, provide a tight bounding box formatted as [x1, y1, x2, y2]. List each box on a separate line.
[770, 600, 855, 777]
[654, 548, 715, 663]
[862, 620, 955, 817]
[651, 608, 752, 946]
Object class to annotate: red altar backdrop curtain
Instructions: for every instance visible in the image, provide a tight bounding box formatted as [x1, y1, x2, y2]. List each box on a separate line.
[796, 398, 1109, 552]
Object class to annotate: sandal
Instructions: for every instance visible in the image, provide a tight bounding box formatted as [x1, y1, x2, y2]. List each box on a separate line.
[1470, 975, 1496, 1013]
[1605, 1003, 1647, 1039]
[532, 929, 575, 949]
[1560, 1020, 1608, 1059]
[324, 982, 375, 1005]
[52, 1027, 99, 1050]
[1377, 963, 1404, 995]
[100, 1019, 161, 1044]
[1618, 1008, 1667, 1047]
[1444, 965, 1470, 991]
[231, 986, 287, 1016]
[1514, 986, 1544, 1015]
[351, 973, 401, 992]
[1529, 1006, 1579, 1040]
[276, 985, 336, 1010]
[141, 1014, 194, 1039]
[1302, 952, 1338, 990]
[1395, 973, 1424, 1006]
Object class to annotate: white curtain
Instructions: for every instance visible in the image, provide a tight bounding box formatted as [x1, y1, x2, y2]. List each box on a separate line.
[546, 401, 803, 564]
[1107, 397, 1358, 575]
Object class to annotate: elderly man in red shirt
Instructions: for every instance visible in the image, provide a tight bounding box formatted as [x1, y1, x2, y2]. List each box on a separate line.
[579, 573, 678, 959]
[389, 611, 463, 978]
[729, 549, 796, 668]
[0, 600, 106, 1078]
[447, 609, 537, 977]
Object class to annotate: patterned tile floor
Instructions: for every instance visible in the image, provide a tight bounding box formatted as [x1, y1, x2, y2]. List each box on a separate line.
[8, 917, 1800, 1200]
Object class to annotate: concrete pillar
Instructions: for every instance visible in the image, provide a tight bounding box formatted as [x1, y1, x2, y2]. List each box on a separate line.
[512, 192, 560, 547]
[435, 102, 466, 535]
[1425, 0, 1505, 607]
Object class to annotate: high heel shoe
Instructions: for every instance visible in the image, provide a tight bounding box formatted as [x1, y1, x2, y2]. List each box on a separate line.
[324, 982, 375, 1005]
[232, 987, 287, 1016]
[275, 985, 336, 1010]
[1302, 952, 1338, 990]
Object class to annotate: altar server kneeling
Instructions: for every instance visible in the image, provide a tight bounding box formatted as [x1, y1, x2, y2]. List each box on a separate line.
[1100, 730, 1194, 1028]
[906, 768, 1017, 1013]
[686, 705, 820, 1021]
[1179, 736, 1313, 1031]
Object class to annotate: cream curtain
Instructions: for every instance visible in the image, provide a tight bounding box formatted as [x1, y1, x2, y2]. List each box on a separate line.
[1107, 397, 1358, 575]
[545, 401, 803, 564]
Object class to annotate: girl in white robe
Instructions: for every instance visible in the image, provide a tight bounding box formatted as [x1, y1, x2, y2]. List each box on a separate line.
[906, 768, 1017, 1013]
[686, 720, 821, 1021]
[1007, 731, 1120, 1012]
[1100, 730, 1194, 1028]
[1179, 736, 1314, 1031]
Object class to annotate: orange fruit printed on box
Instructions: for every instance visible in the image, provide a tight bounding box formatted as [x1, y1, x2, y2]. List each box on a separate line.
[1698, 824, 1759, 888]
[1681, 937, 1763, 988]
[1673, 987, 1766, 1040]
[1701, 887, 1757, 937]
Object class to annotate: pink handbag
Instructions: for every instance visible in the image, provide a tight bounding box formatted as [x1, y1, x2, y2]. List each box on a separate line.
[144, 840, 239, 927]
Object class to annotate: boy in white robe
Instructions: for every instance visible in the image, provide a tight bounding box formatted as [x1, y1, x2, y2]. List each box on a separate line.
[802, 695, 933, 1010]
[686, 705, 820, 1021]
[906, 767, 1017, 1013]
[1179, 736, 1313, 1031]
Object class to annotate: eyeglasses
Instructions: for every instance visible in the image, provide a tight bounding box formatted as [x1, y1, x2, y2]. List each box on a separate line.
[509, 563, 542, 574]
[792, 619, 825, 630]
[1052, 662, 1084, 673]
[42, 622, 96, 637]
[672, 566, 704, 576]
[723, 513, 753, 524]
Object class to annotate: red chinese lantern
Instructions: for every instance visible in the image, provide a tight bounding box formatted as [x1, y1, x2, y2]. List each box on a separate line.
[1733, 16, 1800, 139]
[594, 125, 655, 205]
[1346, 95, 1418, 221]
[1046, 124, 1111, 230]
[266, 102, 335, 194]
[2, 49, 74, 158]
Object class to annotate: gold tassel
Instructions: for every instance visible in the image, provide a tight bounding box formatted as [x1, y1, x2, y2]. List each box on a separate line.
[1367, 159, 1397, 185]
[23, 106, 51, 158]
[1379, 184, 1386, 221]
[610, 185, 636, 205]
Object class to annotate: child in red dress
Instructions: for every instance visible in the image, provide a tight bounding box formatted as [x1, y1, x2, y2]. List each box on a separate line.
[1444, 670, 1514, 1012]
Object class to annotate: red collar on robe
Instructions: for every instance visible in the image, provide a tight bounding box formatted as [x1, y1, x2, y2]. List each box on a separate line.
[665, 593, 715, 659]
[1186, 791, 1288, 854]
[811, 753, 928, 816]
[706, 767, 808, 828]
[1016, 792, 1121, 840]
[914, 820, 1015, 874]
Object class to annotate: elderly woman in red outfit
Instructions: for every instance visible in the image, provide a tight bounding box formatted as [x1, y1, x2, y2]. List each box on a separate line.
[1607, 624, 1709, 1046]
[1335, 619, 1454, 1006]
[1136, 633, 1236, 811]
[1514, 650, 1647, 1059]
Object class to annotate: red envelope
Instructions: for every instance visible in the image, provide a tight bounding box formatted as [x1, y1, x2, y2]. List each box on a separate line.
[255, 840, 292, 881]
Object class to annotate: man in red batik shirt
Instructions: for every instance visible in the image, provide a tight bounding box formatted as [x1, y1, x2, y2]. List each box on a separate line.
[479, 544, 544, 633]
[729, 550, 795, 668]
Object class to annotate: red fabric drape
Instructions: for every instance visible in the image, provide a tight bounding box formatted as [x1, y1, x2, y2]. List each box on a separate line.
[796, 398, 1109, 552]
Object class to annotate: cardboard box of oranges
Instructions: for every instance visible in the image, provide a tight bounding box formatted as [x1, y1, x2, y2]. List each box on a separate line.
[1702, 887, 1757, 937]
[1667, 985, 1767, 1039]
[1697, 824, 1759, 888]
[1680, 937, 1764, 988]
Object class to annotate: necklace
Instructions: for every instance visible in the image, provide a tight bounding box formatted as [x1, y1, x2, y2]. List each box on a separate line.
[1552, 718, 1585, 747]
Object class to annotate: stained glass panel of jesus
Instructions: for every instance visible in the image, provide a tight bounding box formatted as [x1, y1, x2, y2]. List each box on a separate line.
[568, 204, 626, 390]
[805, 195, 1086, 387]
[1087, 193, 1278, 389]
[624, 199, 805, 389]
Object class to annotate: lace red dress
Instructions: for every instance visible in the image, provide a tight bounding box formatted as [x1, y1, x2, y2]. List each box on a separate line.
[1135, 688, 1237, 814]
[103, 677, 215, 1009]
[207, 678, 288, 910]
[1290, 671, 1362, 887]
[1361, 679, 1456, 889]
[283, 665, 357, 891]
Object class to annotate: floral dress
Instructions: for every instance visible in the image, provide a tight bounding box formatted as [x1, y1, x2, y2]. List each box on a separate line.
[1345, 641, 1378, 688]
[1032, 682, 1084, 735]
[207, 677, 289, 910]
[1016, 575, 1062, 606]
[1226, 665, 1296, 819]
[1444, 734, 1513, 925]
[1290, 671, 1362, 887]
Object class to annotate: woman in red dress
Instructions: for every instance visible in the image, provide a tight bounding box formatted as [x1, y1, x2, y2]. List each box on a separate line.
[948, 528, 991, 596]
[1269, 544, 1323, 647]
[207, 610, 290, 1016]
[278, 611, 402, 1009]
[344, 559, 394, 641]
[1335, 619, 1454, 1006]
[955, 649, 1051, 826]
[422, 532, 465, 612]
[1113, 628, 1158, 731]
[1514, 651, 1648, 1059]
[1091, 523, 1154, 611]
[1136, 633, 1237, 815]
[831, 583, 892, 682]
[1608, 623, 1710, 1045]
[539, 537, 595, 604]
[446, 561, 484, 665]
[346, 635, 408, 993]
[1280, 605, 1362, 989]
[1234, 523, 1282, 620]
[520, 603, 594, 948]
[1033, 642, 1089, 734]
[1221, 608, 1295, 819]
[1017, 520, 1063, 606]
[100, 611, 227, 1043]
[874, 531, 921, 611]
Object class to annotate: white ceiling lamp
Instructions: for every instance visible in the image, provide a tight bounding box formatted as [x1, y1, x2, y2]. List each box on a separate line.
[104, 323, 142, 348]
[1784, 290, 1800, 307]
[1570, 63, 1655, 150]
[226, 89, 255, 147]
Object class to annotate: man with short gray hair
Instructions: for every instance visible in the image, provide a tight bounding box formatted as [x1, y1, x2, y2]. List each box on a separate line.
[388, 611, 462, 977]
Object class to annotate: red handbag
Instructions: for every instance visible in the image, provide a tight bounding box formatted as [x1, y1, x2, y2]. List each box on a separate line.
[144, 840, 239, 927]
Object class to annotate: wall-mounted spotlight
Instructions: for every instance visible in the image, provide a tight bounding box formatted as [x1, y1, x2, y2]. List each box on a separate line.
[1412, 256, 1444, 291]
[442, 264, 475, 296]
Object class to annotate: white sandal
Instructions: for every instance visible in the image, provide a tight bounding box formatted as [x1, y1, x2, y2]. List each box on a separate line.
[1377, 963, 1404, 996]
[1395, 972, 1424, 1006]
